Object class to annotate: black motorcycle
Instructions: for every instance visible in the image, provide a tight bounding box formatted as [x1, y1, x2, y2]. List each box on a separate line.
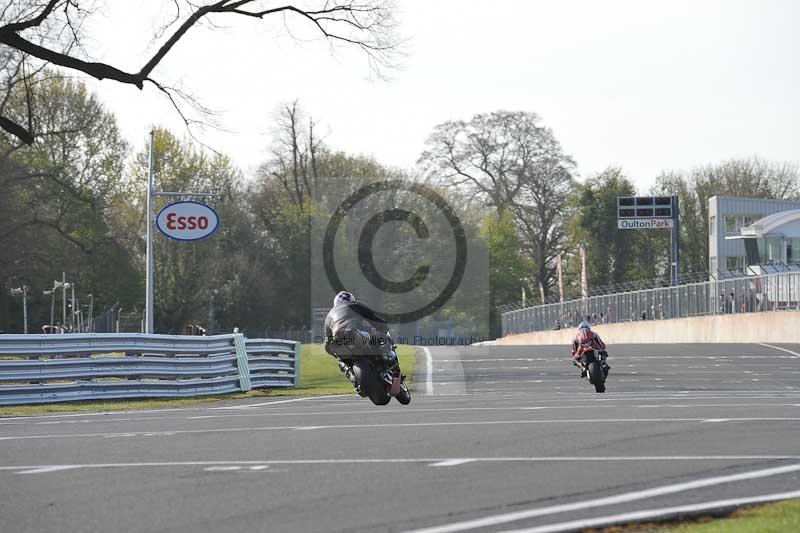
[574, 341, 609, 393]
[336, 329, 411, 406]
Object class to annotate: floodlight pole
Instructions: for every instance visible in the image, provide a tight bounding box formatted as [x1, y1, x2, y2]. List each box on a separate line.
[10, 286, 28, 333]
[62, 272, 67, 329]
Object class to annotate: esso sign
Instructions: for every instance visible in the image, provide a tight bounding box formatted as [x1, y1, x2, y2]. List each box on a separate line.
[156, 201, 219, 241]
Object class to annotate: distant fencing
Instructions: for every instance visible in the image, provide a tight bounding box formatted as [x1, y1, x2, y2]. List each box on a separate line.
[0, 333, 300, 406]
[502, 270, 800, 336]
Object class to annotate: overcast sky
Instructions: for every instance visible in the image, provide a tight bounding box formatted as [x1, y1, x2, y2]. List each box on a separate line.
[82, 0, 799, 191]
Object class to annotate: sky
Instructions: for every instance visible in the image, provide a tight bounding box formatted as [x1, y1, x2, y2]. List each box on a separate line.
[81, 0, 799, 191]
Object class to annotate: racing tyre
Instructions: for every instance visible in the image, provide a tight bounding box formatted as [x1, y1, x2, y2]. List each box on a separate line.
[352, 359, 391, 405]
[588, 361, 606, 393]
[395, 384, 411, 405]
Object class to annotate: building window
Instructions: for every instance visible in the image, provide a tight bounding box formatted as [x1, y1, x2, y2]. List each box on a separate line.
[742, 215, 757, 227]
[724, 215, 760, 235]
[725, 216, 737, 234]
[726, 256, 745, 272]
[767, 238, 783, 263]
[790, 239, 800, 264]
[709, 216, 716, 236]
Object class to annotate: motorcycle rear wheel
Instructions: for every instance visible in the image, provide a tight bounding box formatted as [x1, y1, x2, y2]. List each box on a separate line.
[352, 360, 391, 405]
[588, 361, 605, 393]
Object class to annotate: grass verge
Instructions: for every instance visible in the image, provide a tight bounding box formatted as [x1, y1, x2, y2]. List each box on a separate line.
[0, 344, 418, 417]
[608, 498, 800, 533]
[658, 499, 800, 533]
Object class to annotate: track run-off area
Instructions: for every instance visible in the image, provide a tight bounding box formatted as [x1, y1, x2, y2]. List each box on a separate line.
[1, 343, 799, 532]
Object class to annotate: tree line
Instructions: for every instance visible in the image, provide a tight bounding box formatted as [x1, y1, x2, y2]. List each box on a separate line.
[1, 75, 799, 337]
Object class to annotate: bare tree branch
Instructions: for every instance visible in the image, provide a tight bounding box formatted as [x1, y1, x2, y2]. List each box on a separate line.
[0, 1, 401, 144]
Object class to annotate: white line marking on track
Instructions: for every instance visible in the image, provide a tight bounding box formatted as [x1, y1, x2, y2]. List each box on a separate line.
[3, 417, 799, 442]
[404, 462, 800, 533]
[15, 465, 80, 475]
[0, 407, 196, 422]
[208, 395, 343, 410]
[0, 417, 800, 441]
[430, 459, 475, 467]
[4, 456, 800, 473]
[499, 490, 800, 533]
[423, 346, 434, 395]
[760, 343, 800, 358]
[3, 399, 799, 427]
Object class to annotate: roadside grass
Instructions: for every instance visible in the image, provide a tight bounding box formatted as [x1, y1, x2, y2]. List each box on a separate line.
[657, 499, 800, 533]
[0, 344, 418, 417]
[615, 499, 800, 533]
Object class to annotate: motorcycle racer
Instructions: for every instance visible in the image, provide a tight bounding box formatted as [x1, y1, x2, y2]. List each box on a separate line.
[571, 322, 610, 378]
[324, 291, 403, 394]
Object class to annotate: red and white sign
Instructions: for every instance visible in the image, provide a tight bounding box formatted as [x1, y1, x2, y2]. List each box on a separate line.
[156, 201, 219, 241]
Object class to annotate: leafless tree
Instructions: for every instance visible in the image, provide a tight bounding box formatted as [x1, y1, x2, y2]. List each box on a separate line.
[419, 110, 576, 296]
[0, 0, 400, 144]
[260, 100, 324, 208]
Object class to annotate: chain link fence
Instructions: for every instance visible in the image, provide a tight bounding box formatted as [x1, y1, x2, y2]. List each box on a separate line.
[501, 270, 800, 336]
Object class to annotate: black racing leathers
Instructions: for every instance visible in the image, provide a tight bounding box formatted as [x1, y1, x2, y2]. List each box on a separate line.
[324, 301, 389, 357]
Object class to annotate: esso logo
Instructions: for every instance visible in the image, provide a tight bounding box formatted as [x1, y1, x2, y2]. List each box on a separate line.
[155, 201, 219, 241]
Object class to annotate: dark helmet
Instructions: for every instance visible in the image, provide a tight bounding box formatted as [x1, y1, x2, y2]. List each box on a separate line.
[333, 291, 356, 307]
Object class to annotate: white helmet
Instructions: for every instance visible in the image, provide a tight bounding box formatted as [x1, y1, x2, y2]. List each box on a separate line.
[333, 291, 356, 306]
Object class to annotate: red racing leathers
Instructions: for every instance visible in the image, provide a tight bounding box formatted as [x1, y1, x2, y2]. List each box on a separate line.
[571, 329, 606, 361]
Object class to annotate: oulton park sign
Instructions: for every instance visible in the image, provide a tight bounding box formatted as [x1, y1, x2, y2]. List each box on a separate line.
[617, 218, 674, 229]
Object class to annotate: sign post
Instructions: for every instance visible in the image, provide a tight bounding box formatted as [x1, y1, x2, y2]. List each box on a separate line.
[671, 195, 680, 286]
[145, 131, 155, 334]
[617, 195, 680, 285]
[145, 130, 220, 334]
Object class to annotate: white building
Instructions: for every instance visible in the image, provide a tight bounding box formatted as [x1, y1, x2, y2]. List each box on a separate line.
[708, 196, 800, 275]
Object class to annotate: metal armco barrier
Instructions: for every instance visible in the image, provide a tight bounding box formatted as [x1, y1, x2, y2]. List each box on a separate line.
[0, 333, 300, 405]
[502, 270, 800, 336]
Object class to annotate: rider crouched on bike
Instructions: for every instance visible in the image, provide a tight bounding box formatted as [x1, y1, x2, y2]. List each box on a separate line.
[324, 291, 402, 394]
[571, 322, 610, 378]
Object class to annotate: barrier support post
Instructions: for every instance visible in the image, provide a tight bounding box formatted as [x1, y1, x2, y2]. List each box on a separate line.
[294, 342, 301, 387]
[232, 333, 252, 392]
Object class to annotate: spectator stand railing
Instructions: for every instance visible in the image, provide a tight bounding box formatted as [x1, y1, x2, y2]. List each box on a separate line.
[501, 270, 800, 336]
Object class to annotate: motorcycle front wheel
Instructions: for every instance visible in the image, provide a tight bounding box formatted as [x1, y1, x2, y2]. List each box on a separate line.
[395, 383, 411, 405]
[352, 359, 391, 405]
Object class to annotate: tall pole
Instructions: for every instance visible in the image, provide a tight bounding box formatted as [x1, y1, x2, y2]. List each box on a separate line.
[145, 129, 155, 334]
[671, 195, 680, 285]
[22, 286, 28, 334]
[71, 284, 75, 332]
[49, 288, 55, 331]
[62, 272, 67, 331]
[208, 290, 215, 335]
[88, 293, 94, 333]
[579, 244, 588, 300]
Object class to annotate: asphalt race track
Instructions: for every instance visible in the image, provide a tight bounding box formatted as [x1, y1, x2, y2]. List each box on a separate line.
[1, 343, 799, 533]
